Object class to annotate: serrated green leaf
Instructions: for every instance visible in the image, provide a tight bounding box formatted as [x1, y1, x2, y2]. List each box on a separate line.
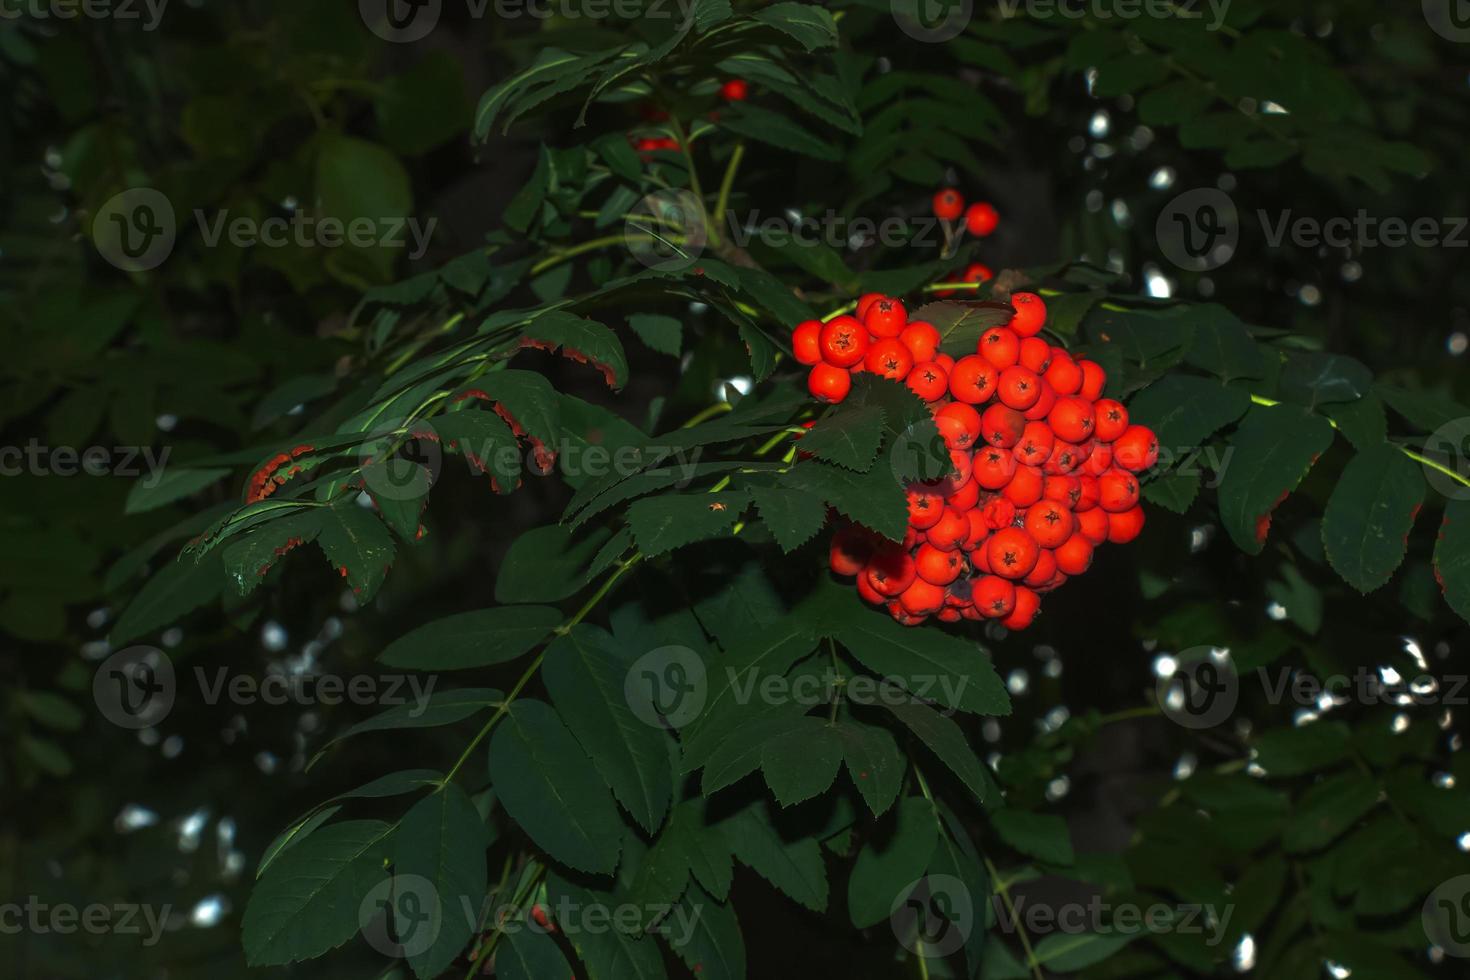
[543, 625, 674, 834]
[626, 491, 748, 557]
[1127, 374, 1250, 450]
[760, 716, 843, 806]
[488, 701, 623, 875]
[379, 606, 561, 670]
[1217, 404, 1335, 555]
[499, 920, 570, 980]
[220, 512, 323, 595]
[1321, 444, 1425, 593]
[717, 800, 828, 911]
[781, 460, 906, 541]
[548, 871, 670, 980]
[884, 700, 990, 803]
[662, 884, 744, 980]
[242, 820, 393, 966]
[497, 523, 616, 603]
[990, 809, 1073, 865]
[124, 467, 231, 515]
[1280, 351, 1374, 408]
[1283, 771, 1378, 853]
[315, 689, 503, 761]
[748, 485, 827, 553]
[317, 504, 396, 603]
[480, 369, 561, 451]
[833, 606, 1010, 716]
[111, 554, 224, 647]
[395, 785, 490, 977]
[524, 310, 629, 390]
[848, 797, 939, 928]
[627, 314, 682, 357]
[907, 300, 1013, 358]
[801, 403, 885, 471]
[1434, 498, 1470, 623]
[835, 719, 907, 816]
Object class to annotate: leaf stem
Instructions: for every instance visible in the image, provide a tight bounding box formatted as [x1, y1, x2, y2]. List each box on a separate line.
[713, 141, 745, 234]
[985, 854, 1045, 980]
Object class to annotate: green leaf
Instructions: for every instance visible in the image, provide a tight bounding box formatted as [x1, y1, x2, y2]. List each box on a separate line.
[781, 460, 906, 541]
[1324, 393, 1388, 452]
[990, 809, 1074, 865]
[1030, 932, 1136, 972]
[1183, 306, 1266, 381]
[627, 314, 682, 357]
[548, 871, 670, 980]
[1251, 721, 1350, 777]
[682, 622, 818, 772]
[480, 369, 562, 452]
[663, 885, 744, 980]
[220, 512, 323, 595]
[833, 607, 1010, 716]
[751, 2, 838, 50]
[884, 699, 990, 803]
[760, 716, 844, 806]
[111, 555, 224, 647]
[907, 301, 1013, 358]
[379, 606, 561, 670]
[1283, 771, 1379, 853]
[395, 785, 490, 977]
[543, 625, 674, 834]
[499, 920, 570, 980]
[124, 467, 231, 515]
[835, 720, 907, 816]
[488, 700, 623, 875]
[315, 135, 413, 284]
[504, 145, 550, 233]
[317, 504, 396, 603]
[717, 800, 829, 911]
[437, 409, 523, 493]
[1127, 375, 1250, 450]
[1434, 499, 1470, 623]
[524, 311, 629, 390]
[847, 797, 939, 928]
[626, 491, 748, 557]
[718, 104, 841, 161]
[242, 820, 393, 966]
[496, 523, 616, 603]
[1143, 469, 1201, 514]
[801, 403, 886, 472]
[628, 799, 734, 910]
[315, 688, 503, 760]
[20, 735, 72, 776]
[1279, 351, 1374, 408]
[748, 485, 827, 553]
[18, 691, 84, 732]
[1217, 404, 1336, 555]
[1375, 383, 1470, 433]
[1321, 444, 1425, 593]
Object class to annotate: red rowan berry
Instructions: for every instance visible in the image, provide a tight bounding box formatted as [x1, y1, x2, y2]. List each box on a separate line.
[900, 577, 947, 615]
[864, 297, 907, 338]
[1002, 587, 1040, 630]
[1014, 421, 1055, 467]
[1047, 396, 1095, 443]
[1107, 506, 1146, 544]
[819, 316, 868, 367]
[1024, 500, 1075, 548]
[906, 486, 944, 529]
[1018, 336, 1052, 374]
[808, 363, 851, 403]
[856, 293, 884, 319]
[792, 319, 822, 365]
[974, 445, 1018, 489]
[978, 326, 1020, 369]
[1023, 382, 1057, 422]
[963, 509, 989, 551]
[932, 187, 964, 221]
[1043, 475, 1081, 510]
[1023, 548, 1057, 589]
[1007, 292, 1046, 338]
[905, 361, 949, 402]
[864, 338, 914, 380]
[1112, 425, 1159, 472]
[1053, 534, 1094, 575]
[1092, 399, 1129, 442]
[720, 79, 748, 101]
[829, 526, 873, 577]
[866, 549, 917, 596]
[935, 403, 983, 450]
[988, 527, 1040, 580]
[1097, 470, 1140, 512]
[1044, 352, 1082, 395]
[1078, 359, 1106, 401]
[856, 571, 885, 605]
[1075, 474, 1101, 512]
[1002, 463, 1045, 507]
[900, 321, 941, 362]
[973, 575, 1016, 618]
[945, 476, 980, 512]
[914, 543, 963, 586]
[981, 403, 1026, 448]
[1074, 506, 1109, 546]
[964, 202, 999, 237]
[926, 507, 970, 552]
[948, 355, 998, 404]
[997, 365, 1042, 411]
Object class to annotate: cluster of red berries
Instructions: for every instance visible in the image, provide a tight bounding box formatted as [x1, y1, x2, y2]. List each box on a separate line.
[793, 292, 1159, 631]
